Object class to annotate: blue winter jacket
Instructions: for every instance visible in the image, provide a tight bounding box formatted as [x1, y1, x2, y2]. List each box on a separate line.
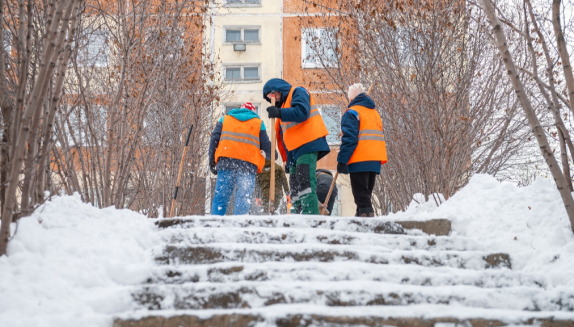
[208, 108, 272, 175]
[337, 93, 382, 174]
[263, 78, 330, 169]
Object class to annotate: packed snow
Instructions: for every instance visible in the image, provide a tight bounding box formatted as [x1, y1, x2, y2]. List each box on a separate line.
[0, 174, 573, 326]
[393, 174, 574, 287]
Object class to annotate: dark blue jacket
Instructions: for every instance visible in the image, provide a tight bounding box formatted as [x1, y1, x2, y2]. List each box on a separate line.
[263, 78, 330, 169]
[337, 93, 382, 174]
[208, 108, 272, 175]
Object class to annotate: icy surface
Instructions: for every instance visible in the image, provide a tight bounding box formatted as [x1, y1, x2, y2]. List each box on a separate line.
[1, 174, 574, 326]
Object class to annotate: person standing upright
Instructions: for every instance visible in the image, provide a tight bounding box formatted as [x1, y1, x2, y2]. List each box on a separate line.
[337, 84, 387, 217]
[208, 102, 272, 215]
[263, 78, 330, 215]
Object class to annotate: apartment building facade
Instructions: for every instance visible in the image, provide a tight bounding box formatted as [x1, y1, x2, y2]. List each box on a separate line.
[205, 0, 356, 216]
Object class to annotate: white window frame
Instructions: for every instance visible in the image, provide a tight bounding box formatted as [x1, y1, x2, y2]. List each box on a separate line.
[223, 64, 261, 83]
[223, 26, 261, 44]
[77, 29, 109, 68]
[224, 0, 262, 7]
[65, 105, 108, 146]
[301, 28, 338, 69]
[318, 105, 341, 145]
[3, 30, 11, 54]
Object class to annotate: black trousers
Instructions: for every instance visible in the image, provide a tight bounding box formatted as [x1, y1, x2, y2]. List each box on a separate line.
[350, 171, 377, 210]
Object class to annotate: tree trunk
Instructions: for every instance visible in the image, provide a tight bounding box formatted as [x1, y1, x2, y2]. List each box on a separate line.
[0, 0, 69, 256]
[552, 0, 574, 115]
[35, 0, 82, 205]
[481, 0, 574, 233]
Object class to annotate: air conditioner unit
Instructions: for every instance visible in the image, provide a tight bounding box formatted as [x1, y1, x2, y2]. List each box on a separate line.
[233, 43, 246, 51]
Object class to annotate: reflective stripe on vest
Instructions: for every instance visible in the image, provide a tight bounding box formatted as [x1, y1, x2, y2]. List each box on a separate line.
[347, 105, 388, 165]
[220, 131, 261, 148]
[277, 87, 328, 151]
[215, 115, 265, 173]
[358, 129, 386, 142]
[280, 105, 319, 131]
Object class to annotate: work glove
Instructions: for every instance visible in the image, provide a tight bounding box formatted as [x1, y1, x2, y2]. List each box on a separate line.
[266, 106, 281, 119]
[337, 162, 349, 174]
[209, 159, 218, 175]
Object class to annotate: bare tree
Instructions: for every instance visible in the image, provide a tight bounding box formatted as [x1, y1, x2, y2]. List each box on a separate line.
[478, 0, 574, 232]
[0, 0, 223, 255]
[50, 0, 220, 217]
[1, 0, 83, 255]
[295, 0, 530, 214]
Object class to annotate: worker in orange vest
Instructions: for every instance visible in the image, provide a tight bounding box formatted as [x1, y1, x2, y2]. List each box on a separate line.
[208, 102, 272, 215]
[263, 78, 330, 215]
[337, 84, 387, 217]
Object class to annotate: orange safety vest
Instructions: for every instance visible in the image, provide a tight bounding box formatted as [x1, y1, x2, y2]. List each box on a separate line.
[275, 87, 329, 151]
[347, 105, 388, 165]
[215, 115, 265, 173]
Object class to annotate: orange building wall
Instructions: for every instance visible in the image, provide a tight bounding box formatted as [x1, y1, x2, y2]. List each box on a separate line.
[283, 1, 346, 170]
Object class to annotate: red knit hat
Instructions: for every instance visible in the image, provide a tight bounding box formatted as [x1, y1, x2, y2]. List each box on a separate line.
[241, 102, 257, 112]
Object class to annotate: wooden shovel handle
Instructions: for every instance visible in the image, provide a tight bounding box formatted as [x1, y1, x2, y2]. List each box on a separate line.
[320, 172, 338, 215]
[269, 96, 277, 214]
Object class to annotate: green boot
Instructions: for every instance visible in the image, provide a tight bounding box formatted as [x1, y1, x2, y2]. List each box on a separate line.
[293, 153, 320, 215]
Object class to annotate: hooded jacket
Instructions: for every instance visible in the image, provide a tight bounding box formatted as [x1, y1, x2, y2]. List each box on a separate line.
[208, 108, 272, 175]
[337, 93, 383, 174]
[263, 78, 330, 169]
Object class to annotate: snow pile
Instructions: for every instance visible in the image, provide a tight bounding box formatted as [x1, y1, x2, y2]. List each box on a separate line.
[1, 174, 574, 326]
[392, 174, 574, 287]
[0, 194, 159, 327]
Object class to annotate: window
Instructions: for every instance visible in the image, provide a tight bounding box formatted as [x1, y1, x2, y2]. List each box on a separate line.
[301, 28, 338, 68]
[225, 0, 261, 6]
[223, 103, 261, 114]
[224, 26, 260, 44]
[319, 106, 341, 144]
[223, 65, 261, 82]
[65, 105, 107, 146]
[77, 30, 109, 67]
[3, 30, 11, 54]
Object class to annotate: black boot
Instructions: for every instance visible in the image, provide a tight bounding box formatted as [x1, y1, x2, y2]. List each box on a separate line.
[357, 207, 374, 217]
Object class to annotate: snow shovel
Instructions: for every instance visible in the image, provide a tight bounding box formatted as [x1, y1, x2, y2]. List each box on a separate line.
[269, 96, 277, 215]
[170, 124, 194, 218]
[319, 172, 338, 216]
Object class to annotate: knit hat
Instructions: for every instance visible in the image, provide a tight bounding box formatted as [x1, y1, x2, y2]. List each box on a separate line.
[240, 102, 257, 112]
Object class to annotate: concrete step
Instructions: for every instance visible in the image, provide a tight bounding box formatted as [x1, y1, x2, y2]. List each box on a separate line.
[156, 217, 451, 236]
[159, 227, 480, 251]
[155, 244, 511, 270]
[130, 281, 574, 311]
[145, 262, 548, 289]
[114, 305, 574, 327]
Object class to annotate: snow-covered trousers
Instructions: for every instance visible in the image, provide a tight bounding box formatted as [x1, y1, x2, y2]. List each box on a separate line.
[212, 169, 255, 215]
[289, 152, 320, 215]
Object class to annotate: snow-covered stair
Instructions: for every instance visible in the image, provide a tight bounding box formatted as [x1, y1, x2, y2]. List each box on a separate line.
[114, 216, 574, 327]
